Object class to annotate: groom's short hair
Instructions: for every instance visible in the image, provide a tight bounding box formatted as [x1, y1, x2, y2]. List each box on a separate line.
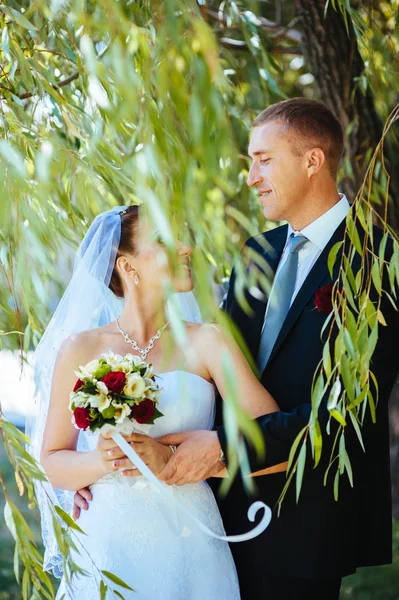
[253, 98, 344, 176]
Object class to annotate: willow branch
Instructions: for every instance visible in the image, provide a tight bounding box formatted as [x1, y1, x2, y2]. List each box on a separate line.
[200, 5, 302, 44]
[18, 69, 80, 100]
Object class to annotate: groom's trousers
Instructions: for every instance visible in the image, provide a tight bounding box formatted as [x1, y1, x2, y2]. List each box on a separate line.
[240, 574, 342, 600]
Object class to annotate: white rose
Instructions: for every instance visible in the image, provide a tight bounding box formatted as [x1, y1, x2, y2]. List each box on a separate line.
[77, 359, 101, 379]
[124, 373, 146, 398]
[111, 401, 132, 424]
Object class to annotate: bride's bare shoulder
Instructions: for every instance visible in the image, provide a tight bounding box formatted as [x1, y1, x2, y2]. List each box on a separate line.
[185, 322, 225, 347]
[57, 325, 112, 364]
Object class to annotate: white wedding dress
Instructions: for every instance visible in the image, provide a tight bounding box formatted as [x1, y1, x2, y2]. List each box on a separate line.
[56, 371, 241, 599]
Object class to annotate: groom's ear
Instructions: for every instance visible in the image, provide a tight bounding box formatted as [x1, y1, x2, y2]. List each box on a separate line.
[306, 148, 325, 177]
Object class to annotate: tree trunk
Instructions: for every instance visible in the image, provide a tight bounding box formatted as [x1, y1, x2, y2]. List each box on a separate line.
[294, 0, 399, 232]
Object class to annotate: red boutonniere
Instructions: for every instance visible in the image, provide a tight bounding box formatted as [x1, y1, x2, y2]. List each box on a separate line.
[314, 281, 334, 314]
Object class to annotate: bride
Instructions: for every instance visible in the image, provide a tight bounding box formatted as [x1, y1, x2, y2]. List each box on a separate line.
[36, 205, 281, 599]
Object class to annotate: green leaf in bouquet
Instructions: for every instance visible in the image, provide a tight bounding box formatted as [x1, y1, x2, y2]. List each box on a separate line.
[144, 406, 164, 424]
[82, 383, 97, 394]
[101, 405, 116, 419]
[93, 364, 112, 379]
[114, 393, 137, 402]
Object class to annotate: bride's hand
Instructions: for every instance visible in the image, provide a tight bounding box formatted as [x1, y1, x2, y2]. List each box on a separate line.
[96, 433, 127, 475]
[108, 433, 173, 477]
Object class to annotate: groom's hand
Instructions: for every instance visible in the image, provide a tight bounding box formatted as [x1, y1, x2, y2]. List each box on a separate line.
[72, 488, 92, 520]
[157, 430, 224, 485]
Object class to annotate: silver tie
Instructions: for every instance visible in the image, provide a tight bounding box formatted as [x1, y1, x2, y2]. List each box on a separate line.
[257, 234, 309, 373]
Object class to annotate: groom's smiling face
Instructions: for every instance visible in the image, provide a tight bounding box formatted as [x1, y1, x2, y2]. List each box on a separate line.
[247, 120, 311, 223]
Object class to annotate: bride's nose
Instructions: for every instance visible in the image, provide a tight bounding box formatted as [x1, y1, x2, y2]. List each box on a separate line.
[177, 242, 192, 257]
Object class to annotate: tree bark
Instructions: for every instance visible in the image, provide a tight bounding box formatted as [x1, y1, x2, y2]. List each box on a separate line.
[295, 0, 399, 231]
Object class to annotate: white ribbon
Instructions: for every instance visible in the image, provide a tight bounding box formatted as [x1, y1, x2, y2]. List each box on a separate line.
[112, 432, 272, 543]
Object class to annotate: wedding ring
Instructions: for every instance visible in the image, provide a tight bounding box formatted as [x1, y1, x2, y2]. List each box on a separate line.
[169, 445, 177, 454]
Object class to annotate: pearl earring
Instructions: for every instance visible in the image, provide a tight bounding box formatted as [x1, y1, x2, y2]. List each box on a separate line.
[134, 274, 139, 285]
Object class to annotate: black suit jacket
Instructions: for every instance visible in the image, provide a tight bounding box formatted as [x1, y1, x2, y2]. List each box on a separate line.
[214, 221, 398, 588]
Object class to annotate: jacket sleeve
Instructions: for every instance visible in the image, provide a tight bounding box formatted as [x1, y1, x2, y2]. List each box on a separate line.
[216, 397, 328, 470]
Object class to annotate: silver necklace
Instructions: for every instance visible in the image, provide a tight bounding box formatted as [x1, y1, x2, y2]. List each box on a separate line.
[116, 318, 170, 361]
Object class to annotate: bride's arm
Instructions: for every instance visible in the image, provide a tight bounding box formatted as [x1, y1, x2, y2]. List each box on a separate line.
[40, 335, 114, 490]
[197, 324, 279, 419]
[196, 324, 287, 478]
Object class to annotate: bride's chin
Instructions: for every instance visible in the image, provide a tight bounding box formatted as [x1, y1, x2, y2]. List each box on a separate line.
[173, 276, 194, 294]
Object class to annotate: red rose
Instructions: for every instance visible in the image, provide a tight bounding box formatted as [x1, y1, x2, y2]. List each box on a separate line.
[73, 379, 84, 392]
[315, 282, 334, 314]
[73, 407, 91, 430]
[101, 372, 126, 394]
[132, 399, 155, 424]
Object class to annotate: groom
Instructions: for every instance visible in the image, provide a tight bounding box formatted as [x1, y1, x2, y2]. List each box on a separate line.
[156, 98, 399, 599]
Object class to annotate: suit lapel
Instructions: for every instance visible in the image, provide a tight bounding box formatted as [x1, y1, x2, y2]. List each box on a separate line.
[264, 219, 347, 371]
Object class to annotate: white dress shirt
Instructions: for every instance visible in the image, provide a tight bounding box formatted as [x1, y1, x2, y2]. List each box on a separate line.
[262, 194, 350, 329]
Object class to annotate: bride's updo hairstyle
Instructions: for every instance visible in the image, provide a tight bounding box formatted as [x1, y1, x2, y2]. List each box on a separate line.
[109, 205, 140, 298]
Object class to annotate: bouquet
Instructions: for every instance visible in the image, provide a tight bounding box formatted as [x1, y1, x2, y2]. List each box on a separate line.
[69, 352, 164, 436]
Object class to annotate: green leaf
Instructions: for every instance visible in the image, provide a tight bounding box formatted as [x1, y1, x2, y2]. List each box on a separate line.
[347, 385, 368, 410]
[378, 232, 389, 264]
[348, 410, 365, 452]
[52, 514, 67, 555]
[100, 580, 108, 600]
[366, 323, 379, 362]
[371, 260, 382, 296]
[12, 42, 35, 89]
[333, 469, 340, 501]
[54, 506, 86, 535]
[367, 390, 377, 423]
[340, 353, 354, 403]
[346, 213, 363, 256]
[327, 378, 342, 410]
[322, 341, 332, 378]
[313, 419, 323, 468]
[328, 242, 343, 277]
[311, 372, 325, 413]
[344, 450, 354, 487]
[338, 433, 346, 475]
[101, 570, 134, 591]
[330, 409, 347, 427]
[295, 443, 307, 504]
[14, 542, 20, 584]
[4, 501, 17, 541]
[0, 6, 38, 30]
[22, 568, 30, 600]
[286, 426, 307, 474]
[2, 25, 12, 61]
